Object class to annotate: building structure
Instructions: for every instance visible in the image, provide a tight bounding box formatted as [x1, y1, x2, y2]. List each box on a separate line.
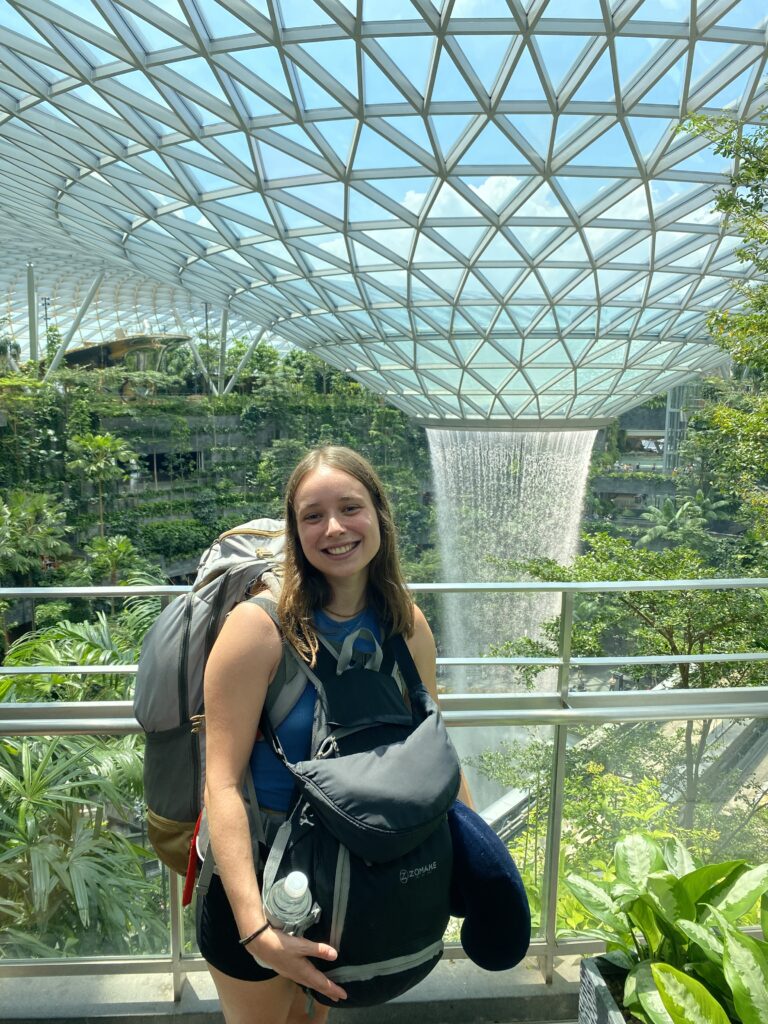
[1, 0, 766, 425]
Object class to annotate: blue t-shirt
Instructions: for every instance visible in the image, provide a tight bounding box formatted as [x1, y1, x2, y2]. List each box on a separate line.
[249, 608, 381, 812]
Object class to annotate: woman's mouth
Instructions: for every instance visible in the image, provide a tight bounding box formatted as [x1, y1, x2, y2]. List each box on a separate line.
[324, 541, 359, 557]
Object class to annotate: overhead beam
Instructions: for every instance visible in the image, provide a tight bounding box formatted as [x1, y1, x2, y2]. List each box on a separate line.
[223, 325, 268, 396]
[44, 272, 105, 379]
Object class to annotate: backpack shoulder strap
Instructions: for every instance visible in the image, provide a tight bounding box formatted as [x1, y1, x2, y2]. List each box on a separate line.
[246, 595, 315, 731]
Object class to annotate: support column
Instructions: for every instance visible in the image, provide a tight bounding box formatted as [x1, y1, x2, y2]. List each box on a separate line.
[223, 325, 268, 396]
[44, 272, 104, 379]
[218, 307, 229, 392]
[27, 263, 38, 367]
[187, 336, 218, 395]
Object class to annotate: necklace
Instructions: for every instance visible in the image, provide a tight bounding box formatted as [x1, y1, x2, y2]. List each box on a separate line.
[322, 604, 366, 620]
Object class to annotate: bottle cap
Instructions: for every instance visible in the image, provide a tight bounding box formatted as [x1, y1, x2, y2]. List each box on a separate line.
[284, 871, 309, 900]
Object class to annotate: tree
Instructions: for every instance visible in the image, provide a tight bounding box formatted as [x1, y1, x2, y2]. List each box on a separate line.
[0, 491, 71, 585]
[492, 533, 768, 829]
[636, 497, 708, 548]
[66, 433, 138, 538]
[677, 114, 768, 543]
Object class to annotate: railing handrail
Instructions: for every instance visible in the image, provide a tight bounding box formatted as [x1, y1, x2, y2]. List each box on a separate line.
[3, 577, 768, 599]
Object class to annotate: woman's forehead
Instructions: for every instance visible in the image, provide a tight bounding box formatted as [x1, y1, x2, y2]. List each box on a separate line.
[294, 465, 368, 507]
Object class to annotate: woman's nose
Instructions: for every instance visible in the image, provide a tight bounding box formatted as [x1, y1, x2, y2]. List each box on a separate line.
[326, 515, 343, 534]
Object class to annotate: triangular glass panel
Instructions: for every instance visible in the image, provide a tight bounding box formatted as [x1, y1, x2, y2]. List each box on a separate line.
[451, 0, 511, 16]
[364, 227, 416, 259]
[638, 56, 686, 105]
[614, 35, 659, 88]
[563, 275, 596, 300]
[510, 226, 557, 255]
[420, 267, 465, 294]
[235, 48, 291, 97]
[616, 237, 651, 264]
[538, 266, 576, 293]
[453, 34, 512, 93]
[348, 188, 397, 222]
[173, 58, 232, 104]
[568, 123, 638, 168]
[514, 274, 547, 301]
[114, 70, 174, 109]
[505, 113, 554, 154]
[363, 55, 406, 104]
[535, 35, 590, 92]
[597, 269, 634, 295]
[600, 185, 649, 221]
[303, 250, 343, 271]
[233, 81, 282, 118]
[479, 231, 522, 261]
[555, 175, 620, 212]
[629, 0, 689, 23]
[314, 119, 358, 162]
[294, 67, 340, 110]
[715, 0, 767, 28]
[501, 46, 548, 103]
[515, 181, 563, 218]
[431, 47, 476, 102]
[424, 366, 464, 389]
[382, 115, 433, 154]
[283, 181, 345, 213]
[258, 142, 320, 180]
[476, 266, 522, 295]
[654, 230, 693, 258]
[274, 201, 324, 230]
[433, 225, 487, 254]
[200, 0, 265, 35]
[270, 122, 324, 156]
[413, 233, 449, 263]
[430, 114, 474, 156]
[280, 0, 335, 27]
[353, 125, 420, 169]
[690, 40, 737, 90]
[474, 367, 514, 390]
[463, 304, 497, 331]
[458, 120, 525, 165]
[567, 50, 615, 103]
[626, 116, 672, 160]
[462, 174, 523, 213]
[300, 40, 358, 98]
[370, 177, 435, 215]
[702, 68, 752, 110]
[376, 34, 436, 97]
[554, 115, 594, 153]
[430, 181, 478, 218]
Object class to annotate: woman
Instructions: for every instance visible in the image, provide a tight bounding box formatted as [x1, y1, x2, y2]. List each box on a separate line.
[198, 446, 471, 1024]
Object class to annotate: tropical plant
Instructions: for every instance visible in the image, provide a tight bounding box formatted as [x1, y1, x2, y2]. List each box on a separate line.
[66, 432, 138, 537]
[565, 832, 768, 1024]
[636, 497, 708, 548]
[0, 490, 71, 585]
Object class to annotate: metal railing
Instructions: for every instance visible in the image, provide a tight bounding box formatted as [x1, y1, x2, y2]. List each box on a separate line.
[1, 580, 768, 997]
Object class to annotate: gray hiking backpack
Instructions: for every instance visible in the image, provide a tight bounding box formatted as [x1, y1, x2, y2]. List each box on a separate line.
[133, 518, 290, 875]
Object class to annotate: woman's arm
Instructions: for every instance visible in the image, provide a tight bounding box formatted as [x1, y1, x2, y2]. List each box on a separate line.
[203, 601, 347, 1001]
[405, 605, 475, 809]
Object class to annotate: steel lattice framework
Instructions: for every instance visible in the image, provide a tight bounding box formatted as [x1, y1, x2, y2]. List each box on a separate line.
[1, 0, 767, 425]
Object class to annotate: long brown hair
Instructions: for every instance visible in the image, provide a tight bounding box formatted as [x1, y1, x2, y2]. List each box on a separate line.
[277, 446, 414, 664]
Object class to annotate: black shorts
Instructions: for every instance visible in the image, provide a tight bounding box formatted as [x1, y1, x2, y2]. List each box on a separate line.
[196, 871, 278, 982]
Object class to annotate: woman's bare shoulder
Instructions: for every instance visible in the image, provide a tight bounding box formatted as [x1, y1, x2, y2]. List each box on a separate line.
[209, 599, 283, 669]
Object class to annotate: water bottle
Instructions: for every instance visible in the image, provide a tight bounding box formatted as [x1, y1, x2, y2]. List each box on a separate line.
[264, 871, 315, 935]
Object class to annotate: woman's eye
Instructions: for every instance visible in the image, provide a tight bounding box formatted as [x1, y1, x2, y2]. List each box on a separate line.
[343, 505, 361, 514]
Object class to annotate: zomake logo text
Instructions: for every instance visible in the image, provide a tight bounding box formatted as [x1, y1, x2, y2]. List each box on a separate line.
[400, 861, 437, 884]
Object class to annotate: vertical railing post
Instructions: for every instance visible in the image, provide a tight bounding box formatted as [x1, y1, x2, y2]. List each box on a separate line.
[538, 589, 574, 983]
[169, 870, 186, 1001]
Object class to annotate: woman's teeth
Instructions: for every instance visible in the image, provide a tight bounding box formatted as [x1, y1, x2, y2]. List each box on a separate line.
[326, 542, 356, 555]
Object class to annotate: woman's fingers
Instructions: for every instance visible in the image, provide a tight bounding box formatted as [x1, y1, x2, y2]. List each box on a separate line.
[301, 940, 338, 961]
[250, 932, 347, 1001]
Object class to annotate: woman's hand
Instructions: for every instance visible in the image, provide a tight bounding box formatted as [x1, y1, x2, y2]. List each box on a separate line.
[247, 927, 348, 1003]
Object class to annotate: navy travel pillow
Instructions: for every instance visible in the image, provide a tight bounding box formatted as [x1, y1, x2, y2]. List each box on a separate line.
[447, 799, 531, 971]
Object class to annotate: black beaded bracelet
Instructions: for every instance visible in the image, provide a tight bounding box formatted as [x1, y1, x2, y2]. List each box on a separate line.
[238, 922, 271, 946]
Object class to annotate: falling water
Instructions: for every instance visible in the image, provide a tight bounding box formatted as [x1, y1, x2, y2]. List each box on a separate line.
[427, 429, 596, 683]
[427, 429, 596, 812]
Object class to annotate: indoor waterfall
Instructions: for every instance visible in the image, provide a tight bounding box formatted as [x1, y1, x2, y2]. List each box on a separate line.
[427, 428, 597, 811]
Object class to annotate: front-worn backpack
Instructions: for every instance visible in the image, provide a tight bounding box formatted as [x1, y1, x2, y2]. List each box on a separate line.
[253, 614, 461, 1008]
[133, 518, 287, 874]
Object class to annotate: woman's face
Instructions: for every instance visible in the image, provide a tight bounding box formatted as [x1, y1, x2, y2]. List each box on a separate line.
[293, 465, 381, 585]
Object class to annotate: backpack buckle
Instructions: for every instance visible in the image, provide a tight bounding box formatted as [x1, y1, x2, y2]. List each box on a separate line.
[190, 714, 205, 734]
[299, 802, 315, 828]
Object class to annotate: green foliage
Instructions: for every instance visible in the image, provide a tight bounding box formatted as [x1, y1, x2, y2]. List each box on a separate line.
[135, 518, 212, 561]
[0, 491, 71, 585]
[567, 833, 768, 1023]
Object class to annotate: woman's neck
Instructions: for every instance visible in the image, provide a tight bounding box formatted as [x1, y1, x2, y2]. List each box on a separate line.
[324, 579, 368, 620]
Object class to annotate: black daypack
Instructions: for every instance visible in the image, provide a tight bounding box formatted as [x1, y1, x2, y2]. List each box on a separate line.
[254, 612, 461, 1008]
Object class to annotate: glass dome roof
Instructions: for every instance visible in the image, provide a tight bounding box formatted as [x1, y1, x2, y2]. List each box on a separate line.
[1, 0, 766, 425]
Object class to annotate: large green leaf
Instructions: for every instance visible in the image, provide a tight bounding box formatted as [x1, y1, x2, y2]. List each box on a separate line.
[762, 893, 767, 941]
[651, 963, 730, 1024]
[564, 874, 630, 936]
[685, 960, 732, 1008]
[662, 837, 695, 879]
[679, 860, 745, 906]
[628, 897, 665, 957]
[675, 919, 723, 965]
[708, 864, 768, 922]
[615, 834, 665, 888]
[633, 961, 675, 1024]
[647, 872, 696, 927]
[722, 920, 768, 1024]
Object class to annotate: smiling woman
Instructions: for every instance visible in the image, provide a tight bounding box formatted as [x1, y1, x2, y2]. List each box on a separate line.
[198, 445, 472, 1024]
